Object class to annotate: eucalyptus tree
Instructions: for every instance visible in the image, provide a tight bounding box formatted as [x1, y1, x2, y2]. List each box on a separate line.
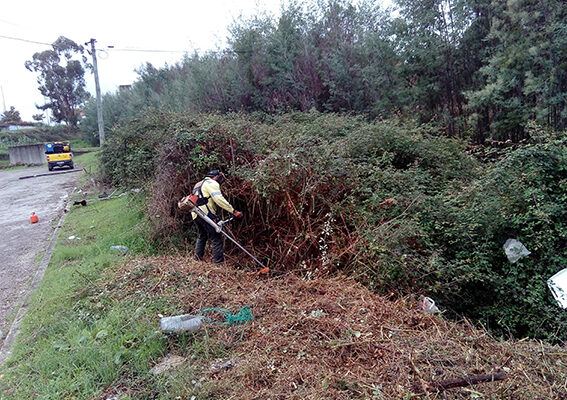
[25, 36, 91, 126]
[228, 14, 275, 111]
[226, 0, 396, 115]
[264, 3, 314, 112]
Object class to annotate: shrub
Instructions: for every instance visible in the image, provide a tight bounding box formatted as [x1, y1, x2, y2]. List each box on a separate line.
[101, 110, 567, 342]
[425, 142, 567, 342]
[102, 110, 474, 280]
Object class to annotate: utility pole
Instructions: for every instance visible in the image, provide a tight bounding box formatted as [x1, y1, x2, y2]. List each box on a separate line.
[0, 85, 6, 112]
[86, 38, 105, 145]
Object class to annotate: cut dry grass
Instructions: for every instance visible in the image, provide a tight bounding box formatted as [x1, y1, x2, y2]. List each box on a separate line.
[99, 255, 567, 399]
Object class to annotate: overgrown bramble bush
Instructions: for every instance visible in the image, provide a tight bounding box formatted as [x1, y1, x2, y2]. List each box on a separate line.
[101, 110, 472, 272]
[101, 109, 567, 342]
[423, 141, 567, 342]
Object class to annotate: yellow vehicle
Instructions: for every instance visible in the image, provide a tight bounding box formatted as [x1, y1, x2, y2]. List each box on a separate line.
[45, 142, 74, 171]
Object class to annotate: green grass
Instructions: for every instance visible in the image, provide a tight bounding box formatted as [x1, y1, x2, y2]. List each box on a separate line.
[0, 189, 227, 399]
[0, 153, 162, 399]
[69, 138, 93, 149]
[0, 151, 231, 400]
[73, 150, 98, 168]
[0, 193, 163, 399]
[73, 149, 100, 183]
[70, 138, 99, 159]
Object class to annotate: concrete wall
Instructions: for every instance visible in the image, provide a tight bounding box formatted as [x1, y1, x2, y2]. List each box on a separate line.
[8, 144, 46, 165]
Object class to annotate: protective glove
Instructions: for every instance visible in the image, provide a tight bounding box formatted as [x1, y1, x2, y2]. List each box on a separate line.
[233, 210, 243, 218]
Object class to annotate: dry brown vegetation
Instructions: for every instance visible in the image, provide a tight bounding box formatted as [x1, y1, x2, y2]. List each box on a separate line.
[100, 255, 567, 399]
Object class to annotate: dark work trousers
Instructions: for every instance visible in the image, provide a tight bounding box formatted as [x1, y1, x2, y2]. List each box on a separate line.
[194, 216, 224, 263]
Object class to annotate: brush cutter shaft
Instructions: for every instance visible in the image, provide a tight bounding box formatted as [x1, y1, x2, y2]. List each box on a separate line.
[192, 207, 267, 269]
[221, 231, 267, 269]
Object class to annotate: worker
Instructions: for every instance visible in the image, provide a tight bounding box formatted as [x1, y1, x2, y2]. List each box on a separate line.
[192, 169, 243, 263]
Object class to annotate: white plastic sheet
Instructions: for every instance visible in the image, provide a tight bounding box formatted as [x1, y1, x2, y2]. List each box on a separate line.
[503, 239, 531, 263]
[418, 296, 439, 314]
[548, 268, 567, 309]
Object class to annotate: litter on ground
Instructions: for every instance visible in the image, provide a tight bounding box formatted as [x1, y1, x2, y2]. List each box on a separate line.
[96, 255, 566, 399]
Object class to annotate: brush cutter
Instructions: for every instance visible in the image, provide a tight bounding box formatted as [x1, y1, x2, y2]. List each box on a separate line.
[193, 207, 269, 274]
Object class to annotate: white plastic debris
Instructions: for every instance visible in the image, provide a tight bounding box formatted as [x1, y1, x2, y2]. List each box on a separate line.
[160, 314, 206, 333]
[210, 357, 237, 374]
[548, 268, 567, 309]
[109, 245, 129, 254]
[503, 239, 531, 263]
[418, 296, 439, 314]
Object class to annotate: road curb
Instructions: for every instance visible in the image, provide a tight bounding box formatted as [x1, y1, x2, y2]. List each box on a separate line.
[19, 168, 83, 180]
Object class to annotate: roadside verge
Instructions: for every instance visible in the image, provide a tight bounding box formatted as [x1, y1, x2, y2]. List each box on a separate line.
[0, 198, 70, 364]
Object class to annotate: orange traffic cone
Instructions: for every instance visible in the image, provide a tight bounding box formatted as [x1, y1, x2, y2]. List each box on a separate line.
[30, 212, 38, 224]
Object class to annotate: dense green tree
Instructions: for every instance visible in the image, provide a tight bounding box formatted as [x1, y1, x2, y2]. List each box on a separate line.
[229, 14, 274, 111]
[263, 4, 313, 111]
[25, 36, 91, 126]
[310, 1, 361, 111]
[1, 106, 22, 123]
[455, 0, 495, 143]
[226, 0, 396, 115]
[526, 0, 567, 131]
[466, 0, 567, 141]
[81, 90, 130, 145]
[80, 0, 566, 143]
[391, 0, 477, 136]
[357, 1, 402, 118]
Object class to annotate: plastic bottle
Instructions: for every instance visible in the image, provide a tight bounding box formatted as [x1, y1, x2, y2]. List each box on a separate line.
[160, 314, 206, 333]
[109, 245, 129, 254]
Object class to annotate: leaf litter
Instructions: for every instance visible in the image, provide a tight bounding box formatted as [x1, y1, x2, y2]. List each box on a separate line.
[100, 255, 567, 399]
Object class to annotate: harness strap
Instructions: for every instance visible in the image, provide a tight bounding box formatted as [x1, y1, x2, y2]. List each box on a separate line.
[193, 179, 214, 217]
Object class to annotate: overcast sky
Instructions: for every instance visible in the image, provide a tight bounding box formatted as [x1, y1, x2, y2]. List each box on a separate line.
[1, 0, 391, 122]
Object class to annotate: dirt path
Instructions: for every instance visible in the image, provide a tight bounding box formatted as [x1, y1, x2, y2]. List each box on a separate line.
[0, 166, 80, 362]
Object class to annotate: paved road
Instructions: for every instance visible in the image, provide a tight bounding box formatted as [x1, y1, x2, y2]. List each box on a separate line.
[0, 166, 80, 352]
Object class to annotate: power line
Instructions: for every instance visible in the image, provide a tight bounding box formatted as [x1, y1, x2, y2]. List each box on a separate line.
[0, 34, 188, 53]
[106, 47, 187, 54]
[0, 34, 51, 46]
